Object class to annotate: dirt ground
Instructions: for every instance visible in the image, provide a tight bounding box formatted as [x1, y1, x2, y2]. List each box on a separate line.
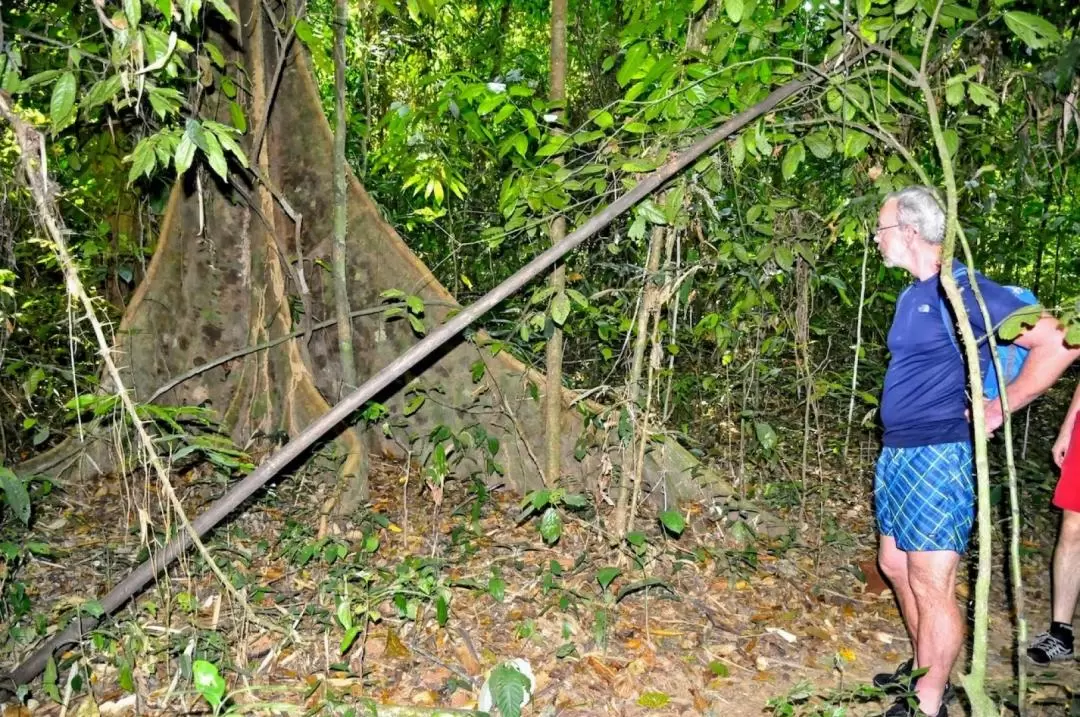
[1, 440, 1077, 716]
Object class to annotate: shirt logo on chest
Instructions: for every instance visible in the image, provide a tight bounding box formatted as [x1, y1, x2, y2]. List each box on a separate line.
[917, 304, 931, 313]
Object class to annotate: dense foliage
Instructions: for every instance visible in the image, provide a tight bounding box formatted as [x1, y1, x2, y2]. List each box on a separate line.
[1, 0, 1078, 506]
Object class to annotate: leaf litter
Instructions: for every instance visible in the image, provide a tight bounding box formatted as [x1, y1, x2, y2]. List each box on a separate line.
[0, 449, 1073, 716]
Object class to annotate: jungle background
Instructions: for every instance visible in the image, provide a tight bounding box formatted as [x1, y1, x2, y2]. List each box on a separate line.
[0, 0, 1079, 714]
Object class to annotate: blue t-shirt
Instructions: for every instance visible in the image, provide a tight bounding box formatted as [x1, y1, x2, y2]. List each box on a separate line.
[880, 262, 1029, 448]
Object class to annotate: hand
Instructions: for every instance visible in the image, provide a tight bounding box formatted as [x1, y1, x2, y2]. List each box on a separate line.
[1053, 428, 1072, 468]
[983, 398, 1004, 437]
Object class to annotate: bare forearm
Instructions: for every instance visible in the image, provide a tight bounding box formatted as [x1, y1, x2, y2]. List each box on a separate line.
[1004, 344, 1080, 413]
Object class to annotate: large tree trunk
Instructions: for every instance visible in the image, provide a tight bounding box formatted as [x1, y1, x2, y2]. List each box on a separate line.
[25, 0, 735, 511]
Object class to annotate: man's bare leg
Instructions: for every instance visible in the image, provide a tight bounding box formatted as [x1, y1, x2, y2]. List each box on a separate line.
[879, 535, 920, 660]
[1052, 509, 1080, 625]
[907, 550, 962, 714]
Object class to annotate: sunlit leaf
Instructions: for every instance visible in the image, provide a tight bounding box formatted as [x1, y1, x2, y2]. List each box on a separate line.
[50, 72, 77, 133]
[1003, 11, 1060, 50]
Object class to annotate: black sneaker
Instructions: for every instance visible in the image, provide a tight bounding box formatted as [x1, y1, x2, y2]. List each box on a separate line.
[873, 658, 913, 689]
[1027, 631, 1075, 665]
[883, 695, 947, 717]
[873, 660, 955, 704]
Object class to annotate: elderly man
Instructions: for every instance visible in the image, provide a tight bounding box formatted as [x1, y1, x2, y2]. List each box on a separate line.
[869, 186, 1078, 717]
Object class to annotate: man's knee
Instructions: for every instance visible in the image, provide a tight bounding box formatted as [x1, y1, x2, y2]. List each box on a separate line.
[907, 554, 959, 601]
[1060, 510, 1080, 545]
[879, 547, 907, 583]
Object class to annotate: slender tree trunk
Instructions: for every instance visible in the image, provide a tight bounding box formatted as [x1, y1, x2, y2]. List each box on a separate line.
[333, 0, 357, 394]
[543, 0, 568, 489]
[491, 0, 513, 77]
[612, 226, 664, 537]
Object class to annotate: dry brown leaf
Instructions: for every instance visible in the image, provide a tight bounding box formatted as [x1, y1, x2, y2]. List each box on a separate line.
[385, 628, 411, 659]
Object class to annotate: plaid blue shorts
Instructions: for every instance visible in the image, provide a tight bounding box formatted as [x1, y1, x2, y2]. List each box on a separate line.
[874, 441, 974, 553]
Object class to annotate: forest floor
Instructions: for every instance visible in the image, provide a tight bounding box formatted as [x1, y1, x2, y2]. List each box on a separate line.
[1, 425, 1078, 717]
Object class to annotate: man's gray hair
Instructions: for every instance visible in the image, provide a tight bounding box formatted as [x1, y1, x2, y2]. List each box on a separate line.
[886, 186, 946, 245]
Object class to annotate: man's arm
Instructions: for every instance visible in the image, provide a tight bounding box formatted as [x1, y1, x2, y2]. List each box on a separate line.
[984, 315, 1080, 433]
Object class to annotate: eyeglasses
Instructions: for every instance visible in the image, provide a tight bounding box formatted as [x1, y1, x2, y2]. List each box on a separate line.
[874, 223, 901, 238]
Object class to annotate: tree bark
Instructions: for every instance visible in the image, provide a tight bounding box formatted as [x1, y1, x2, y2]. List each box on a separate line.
[23, 0, 751, 508]
[543, 0, 568, 489]
[333, 0, 358, 397]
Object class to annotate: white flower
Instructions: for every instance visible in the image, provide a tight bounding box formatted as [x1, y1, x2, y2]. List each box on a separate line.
[486, 82, 507, 93]
[543, 113, 559, 123]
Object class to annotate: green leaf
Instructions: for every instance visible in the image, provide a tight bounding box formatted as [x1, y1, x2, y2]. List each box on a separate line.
[842, 130, 871, 158]
[535, 136, 569, 157]
[210, 126, 249, 168]
[659, 510, 686, 536]
[805, 131, 833, 159]
[945, 78, 965, 105]
[436, 594, 449, 626]
[708, 660, 730, 677]
[562, 493, 588, 508]
[50, 72, 77, 133]
[856, 0, 870, 17]
[205, 42, 225, 68]
[550, 292, 571, 326]
[775, 245, 794, 271]
[229, 101, 247, 132]
[998, 303, 1043, 340]
[966, 82, 999, 112]
[192, 660, 226, 709]
[617, 43, 649, 87]
[539, 507, 562, 544]
[0, 468, 30, 525]
[942, 128, 960, 157]
[294, 19, 315, 44]
[638, 691, 671, 708]
[403, 394, 426, 416]
[595, 566, 621, 589]
[724, 0, 744, 23]
[82, 75, 122, 116]
[477, 93, 505, 115]
[781, 142, 805, 180]
[173, 132, 197, 176]
[487, 575, 506, 601]
[21, 70, 63, 90]
[207, 0, 239, 24]
[202, 129, 229, 180]
[590, 110, 614, 128]
[340, 626, 362, 654]
[488, 664, 531, 717]
[894, 0, 917, 14]
[754, 421, 778, 452]
[1003, 11, 1061, 50]
[637, 199, 667, 225]
[124, 0, 142, 27]
[621, 158, 658, 172]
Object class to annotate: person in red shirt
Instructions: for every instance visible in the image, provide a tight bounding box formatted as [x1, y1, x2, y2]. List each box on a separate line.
[1028, 381, 1080, 664]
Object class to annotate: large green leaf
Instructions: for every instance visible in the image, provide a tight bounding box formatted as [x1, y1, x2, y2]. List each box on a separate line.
[617, 43, 648, 87]
[124, 0, 142, 27]
[0, 467, 30, 525]
[489, 664, 531, 717]
[781, 142, 805, 180]
[998, 304, 1043, 340]
[49, 72, 77, 133]
[725, 0, 744, 23]
[805, 131, 833, 159]
[1003, 11, 1061, 50]
[550, 292, 571, 326]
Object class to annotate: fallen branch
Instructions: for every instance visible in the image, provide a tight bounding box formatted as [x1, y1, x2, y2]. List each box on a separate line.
[0, 43, 866, 691]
